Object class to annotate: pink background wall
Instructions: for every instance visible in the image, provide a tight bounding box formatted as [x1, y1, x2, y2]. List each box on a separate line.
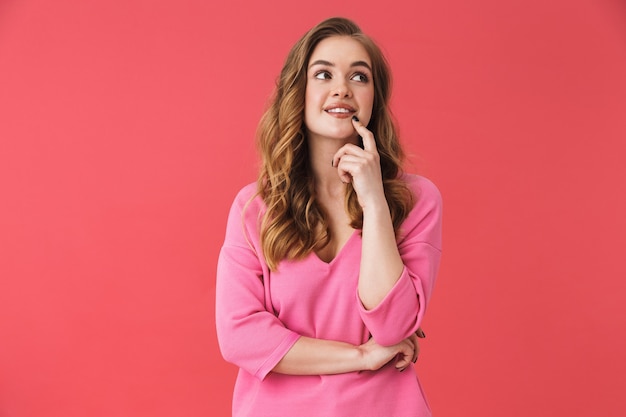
[1, 0, 625, 416]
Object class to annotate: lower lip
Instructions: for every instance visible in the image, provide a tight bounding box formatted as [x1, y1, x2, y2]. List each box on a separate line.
[325, 110, 355, 119]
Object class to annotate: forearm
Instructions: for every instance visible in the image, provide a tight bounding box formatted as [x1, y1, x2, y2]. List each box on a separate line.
[273, 333, 417, 375]
[272, 336, 365, 375]
[358, 201, 404, 310]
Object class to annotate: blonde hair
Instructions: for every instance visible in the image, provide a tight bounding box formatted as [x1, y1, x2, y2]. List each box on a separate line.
[256, 17, 414, 270]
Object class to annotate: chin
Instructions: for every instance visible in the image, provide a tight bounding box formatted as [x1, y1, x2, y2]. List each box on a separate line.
[306, 125, 358, 143]
[326, 129, 358, 141]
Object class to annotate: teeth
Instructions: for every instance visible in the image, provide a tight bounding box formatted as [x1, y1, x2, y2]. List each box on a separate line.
[327, 108, 351, 113]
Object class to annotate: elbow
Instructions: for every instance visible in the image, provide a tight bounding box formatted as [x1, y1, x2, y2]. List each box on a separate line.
[216, 332, 246, 368]
[215, 318, 239, 365]
[372, 321, 420, 347]
[366, 301, 423, 347]
[215, 333, 233, 363]
[219, 347, 238, 366]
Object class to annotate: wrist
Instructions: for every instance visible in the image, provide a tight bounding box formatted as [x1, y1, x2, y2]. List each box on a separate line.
[355, 342, 374, 371]
[361, 197, 390, 217]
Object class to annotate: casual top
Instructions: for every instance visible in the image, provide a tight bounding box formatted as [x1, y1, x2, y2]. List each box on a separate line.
[216, 174, 442, 417]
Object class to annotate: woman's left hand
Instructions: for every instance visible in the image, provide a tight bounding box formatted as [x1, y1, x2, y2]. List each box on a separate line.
[332, 117, 386, 209]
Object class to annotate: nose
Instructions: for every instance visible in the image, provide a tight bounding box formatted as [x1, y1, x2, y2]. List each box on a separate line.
[332, 79, 352, 98]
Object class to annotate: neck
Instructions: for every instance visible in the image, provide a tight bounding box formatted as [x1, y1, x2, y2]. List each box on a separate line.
[307, 133, 357, 196]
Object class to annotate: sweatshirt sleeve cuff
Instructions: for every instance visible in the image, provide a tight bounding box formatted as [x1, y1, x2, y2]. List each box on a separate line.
[254, 331, 301, 380]
[357, 268, 421, 346]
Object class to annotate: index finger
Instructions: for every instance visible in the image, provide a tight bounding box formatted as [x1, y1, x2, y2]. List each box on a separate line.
[351, 116, 376, 152]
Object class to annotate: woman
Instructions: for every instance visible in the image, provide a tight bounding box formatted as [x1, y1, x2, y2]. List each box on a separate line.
[216, 17, 442, 417]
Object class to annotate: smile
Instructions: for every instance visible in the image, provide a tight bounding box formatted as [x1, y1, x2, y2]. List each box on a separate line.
[323, 104, 356, 119]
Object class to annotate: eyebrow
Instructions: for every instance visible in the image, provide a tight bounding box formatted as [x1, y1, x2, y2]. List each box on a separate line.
[308, 59, 372, 72]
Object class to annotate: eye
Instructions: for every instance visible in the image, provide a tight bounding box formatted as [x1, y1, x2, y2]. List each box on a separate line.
[351, 72, 369, 83]
[314, 71, 332, 80]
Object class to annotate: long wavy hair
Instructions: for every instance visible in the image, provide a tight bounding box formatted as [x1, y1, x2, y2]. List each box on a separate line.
[256, 17, 414, 271]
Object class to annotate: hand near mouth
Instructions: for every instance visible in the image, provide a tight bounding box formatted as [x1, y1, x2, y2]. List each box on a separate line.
[331, 116, 386, 210]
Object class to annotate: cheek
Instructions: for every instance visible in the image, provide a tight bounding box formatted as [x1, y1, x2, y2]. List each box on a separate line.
[305, 87, 324, 107]
[304, 88, 318, 114]
[360, 90, 375, 123]
[303, 91, 318, 129]
[304, 89, 326, 125]
[366, 89, 375, 111]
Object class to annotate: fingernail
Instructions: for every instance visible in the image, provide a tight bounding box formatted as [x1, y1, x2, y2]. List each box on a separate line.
[331, 159, 334, 167]
[352, 115, 359, 122]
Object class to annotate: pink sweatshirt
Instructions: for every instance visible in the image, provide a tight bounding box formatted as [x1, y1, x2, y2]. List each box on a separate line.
[216, 174, 442, 417]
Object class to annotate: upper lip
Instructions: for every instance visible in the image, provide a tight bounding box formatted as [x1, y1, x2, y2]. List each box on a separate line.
[323, 103, 356, 112]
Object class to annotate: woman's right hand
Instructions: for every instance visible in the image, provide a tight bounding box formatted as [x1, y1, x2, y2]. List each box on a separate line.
[358, 329, 422, 372]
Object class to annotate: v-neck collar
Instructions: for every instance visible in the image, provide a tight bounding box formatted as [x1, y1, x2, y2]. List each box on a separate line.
[311, 229, 359, 266]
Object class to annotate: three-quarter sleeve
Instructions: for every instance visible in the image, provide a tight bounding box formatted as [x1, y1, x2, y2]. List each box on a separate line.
[215, 186, 300, 380]
[358, 176, 442, 345]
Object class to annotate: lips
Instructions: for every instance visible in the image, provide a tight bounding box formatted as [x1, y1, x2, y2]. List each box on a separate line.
[324, 104, 356, 117]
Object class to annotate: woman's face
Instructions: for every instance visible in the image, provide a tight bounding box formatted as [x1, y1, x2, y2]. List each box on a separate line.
[304, 36, 374, 144]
